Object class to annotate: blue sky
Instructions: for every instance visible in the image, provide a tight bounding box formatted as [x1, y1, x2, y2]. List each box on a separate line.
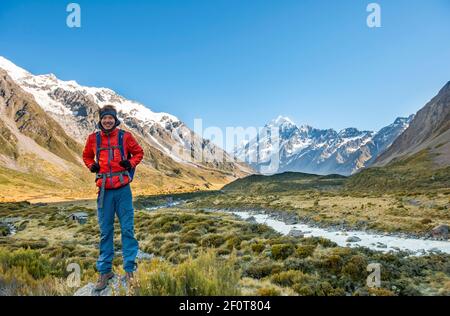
[1, 0, 450, 133]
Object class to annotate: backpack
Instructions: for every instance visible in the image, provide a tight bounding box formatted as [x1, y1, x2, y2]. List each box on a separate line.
[95, 129, 136, 181]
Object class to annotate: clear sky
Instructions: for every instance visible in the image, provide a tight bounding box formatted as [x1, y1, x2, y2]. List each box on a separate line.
[1, 0, 450, 133]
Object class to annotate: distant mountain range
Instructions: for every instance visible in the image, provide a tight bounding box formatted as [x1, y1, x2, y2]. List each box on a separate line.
[234, 115, 413, 176]
[0, 56, 252, 201]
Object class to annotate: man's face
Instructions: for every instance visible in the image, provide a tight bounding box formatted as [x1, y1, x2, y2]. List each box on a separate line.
[101, 115, 116, 130]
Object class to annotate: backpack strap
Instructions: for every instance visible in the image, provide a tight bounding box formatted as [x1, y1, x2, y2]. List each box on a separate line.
[118, 129, 136, 180]
[95, 131, 101, 164]
[118, 129, 126, 161]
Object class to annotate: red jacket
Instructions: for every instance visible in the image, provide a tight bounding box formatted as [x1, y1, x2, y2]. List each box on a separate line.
[83, 128, 144, 190]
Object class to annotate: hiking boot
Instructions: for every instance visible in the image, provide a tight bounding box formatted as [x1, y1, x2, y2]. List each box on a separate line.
[95, 272, 114, 291]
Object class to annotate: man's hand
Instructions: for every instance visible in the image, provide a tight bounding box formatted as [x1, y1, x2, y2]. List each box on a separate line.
[119, 160, 132, 170]
[90, 162, 100, 173]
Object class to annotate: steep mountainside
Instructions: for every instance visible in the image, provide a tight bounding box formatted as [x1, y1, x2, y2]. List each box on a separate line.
[0, 57, 252, 202]
[348, 81, 450, 192]
[374, 81, 450, 168]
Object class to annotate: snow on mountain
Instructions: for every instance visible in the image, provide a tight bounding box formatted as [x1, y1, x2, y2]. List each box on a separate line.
[0, 56, 248, 172]
[235, 115, 413, 176]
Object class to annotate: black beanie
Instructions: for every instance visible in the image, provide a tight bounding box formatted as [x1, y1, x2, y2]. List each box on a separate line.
[98, 107, 121, 131]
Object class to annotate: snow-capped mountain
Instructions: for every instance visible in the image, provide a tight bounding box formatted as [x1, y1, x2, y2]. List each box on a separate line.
[235, 115, 414, 176]
[0, 56, 252, 200]
[0, 56, 250, 171]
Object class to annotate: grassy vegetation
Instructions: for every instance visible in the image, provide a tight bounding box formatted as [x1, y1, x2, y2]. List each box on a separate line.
[0, 200, 449, 296]
[222, 172, 346, 193]
[182, 170, 449, 235]
[347, 150, 450, 192]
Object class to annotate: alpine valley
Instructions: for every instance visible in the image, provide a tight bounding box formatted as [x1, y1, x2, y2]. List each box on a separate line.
[0, 56, 252, 202]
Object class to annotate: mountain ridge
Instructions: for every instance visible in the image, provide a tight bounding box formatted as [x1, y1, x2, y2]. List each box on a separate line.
[0, 57, 252, 202]
[234, 114, 413, 176]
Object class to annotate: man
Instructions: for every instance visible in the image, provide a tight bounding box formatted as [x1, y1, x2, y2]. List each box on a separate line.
[82, 105, 144, 291]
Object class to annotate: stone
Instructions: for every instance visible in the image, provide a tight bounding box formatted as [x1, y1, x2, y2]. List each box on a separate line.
[285, 216, 299, 225]
[288, 229, 304, 238]
[74, 283, 112, 296]
[431, 224, 448, 239]
[346, 236, 361, 243]
[74, 275, 128, 296]
[136, 249, 154, 260]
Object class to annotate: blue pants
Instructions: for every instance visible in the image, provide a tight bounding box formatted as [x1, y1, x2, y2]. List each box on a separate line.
[96, 184, 139, 273]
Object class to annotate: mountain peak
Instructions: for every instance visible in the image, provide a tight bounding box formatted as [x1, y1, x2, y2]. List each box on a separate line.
[268, 115, 295, 127]
[338, 127, 365, 138]
[0, 56, 30, 80]
[393, 115, 414, 125]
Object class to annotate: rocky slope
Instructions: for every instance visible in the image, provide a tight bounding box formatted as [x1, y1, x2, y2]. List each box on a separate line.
[374, 81, 450, 168]
[0, 56, 252, 202]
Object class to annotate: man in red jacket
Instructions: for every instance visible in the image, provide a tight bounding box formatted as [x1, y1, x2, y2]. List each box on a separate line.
[83, 104, 144, 291]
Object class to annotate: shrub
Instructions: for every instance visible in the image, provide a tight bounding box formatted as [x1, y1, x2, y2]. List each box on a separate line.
[200, 234, 225, 248]
[244, 260, 282, 279]
[293, 280, 345, 296]
[256, 286, 281, 296]
[0, 248, 52, 279]
[271, 244, 295, 260]
[251, 242, 265, 254]
[271, 270, 308, 287]
[134, 249, 241, 296]
[341, 255, 368, 280]
[294, 245, 316, 259]
[223, 235, 241, 251]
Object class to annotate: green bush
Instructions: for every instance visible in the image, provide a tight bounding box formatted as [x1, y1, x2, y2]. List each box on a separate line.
[134, 249, 241, 296]
[200, 234, 225, 248]
[294, 245, 316, 259]
[271, 270, 308, 287]
[251, 242, 265, 254]
[0, 248, 52, 279]
[341, 255, 367, 280]
[271, 244, 295, 260]
[256, 286, 281, 296]
[293, 280, 345, 296]
[244, 259, 282, 279]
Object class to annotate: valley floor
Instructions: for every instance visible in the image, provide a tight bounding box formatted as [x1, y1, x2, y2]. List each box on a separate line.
[0, 188, 449, 296]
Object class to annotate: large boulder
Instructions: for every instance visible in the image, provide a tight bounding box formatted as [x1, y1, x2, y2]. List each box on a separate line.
[74, 275, 128, 296]
[431, 224, 449, 239]
[288, 229, 304, 238]
[346, 236, 361, 243]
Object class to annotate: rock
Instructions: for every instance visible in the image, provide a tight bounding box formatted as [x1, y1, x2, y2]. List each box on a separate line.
[285, 216, 299, 225]
[346, 236, 361, 243]
[376, 243, 388, 249]
[406, 199, 420, 206]
[429, 247, 442, 254]
[431, 224, 449, 239]
[288, 229, 304, 238]
[74, 283, 112, 296]
[74, 275, 128, 296]
[245, 216, 257, 224]
[136, 249, 154, 260]
[0, 223, 11, 237]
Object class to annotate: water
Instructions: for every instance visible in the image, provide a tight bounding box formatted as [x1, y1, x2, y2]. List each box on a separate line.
[145, 200, 183, 211]
[230, 211, 450, 255]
